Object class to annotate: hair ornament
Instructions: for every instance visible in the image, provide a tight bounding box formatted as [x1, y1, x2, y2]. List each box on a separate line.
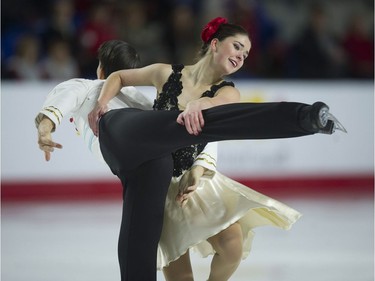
[201, 17, 228, 43]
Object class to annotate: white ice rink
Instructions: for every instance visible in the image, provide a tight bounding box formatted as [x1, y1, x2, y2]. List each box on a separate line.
[2, 197, 373, 281]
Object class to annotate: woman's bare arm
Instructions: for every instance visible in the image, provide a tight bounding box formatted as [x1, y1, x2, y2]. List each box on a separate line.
[88, 64, 170, 136]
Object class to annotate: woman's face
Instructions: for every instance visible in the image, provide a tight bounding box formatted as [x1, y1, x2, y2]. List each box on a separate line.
[213, 34, 251, 75]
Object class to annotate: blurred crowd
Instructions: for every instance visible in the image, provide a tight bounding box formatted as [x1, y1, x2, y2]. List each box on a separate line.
[2, 0, 374, 81]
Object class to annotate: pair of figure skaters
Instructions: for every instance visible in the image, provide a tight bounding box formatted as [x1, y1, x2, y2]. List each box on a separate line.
[37, 17, 346, 281]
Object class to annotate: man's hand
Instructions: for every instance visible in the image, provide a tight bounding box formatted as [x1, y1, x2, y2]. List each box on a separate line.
[176, 166, 205, 206]
[37, 117, 63, 161]
[176, 100, 205, 135]
[88, 102, 108, 136]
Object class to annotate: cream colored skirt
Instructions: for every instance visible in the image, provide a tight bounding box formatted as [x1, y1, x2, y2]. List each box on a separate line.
[157, 171, 302, 270]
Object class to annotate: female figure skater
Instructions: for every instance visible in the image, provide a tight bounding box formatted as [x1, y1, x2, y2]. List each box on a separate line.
[88, 18, 346, 281]
[155, 18, 298, 281]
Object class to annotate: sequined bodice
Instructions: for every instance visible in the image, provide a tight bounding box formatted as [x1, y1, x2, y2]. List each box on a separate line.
[153, 64, 234, 177]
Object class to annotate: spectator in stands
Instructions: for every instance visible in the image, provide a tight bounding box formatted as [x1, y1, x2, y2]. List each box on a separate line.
[39, 0, 79, 59]
[164, 2, 203, 65]
[287, 3, 346, 79]
[117, 1, 169, 65]
[342, 14, 374, 79]
[225, 0, 284, 78]
[3, 34, 43, 80]
[40, 37, 79, 80]
[77, 2, 118, 78]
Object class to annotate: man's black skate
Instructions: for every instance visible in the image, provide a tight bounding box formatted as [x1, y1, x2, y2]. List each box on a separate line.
[300, 102, 347, 134]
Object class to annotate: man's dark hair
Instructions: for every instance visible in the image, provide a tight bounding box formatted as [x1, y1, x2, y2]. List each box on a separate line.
[98, 40, 141, 78]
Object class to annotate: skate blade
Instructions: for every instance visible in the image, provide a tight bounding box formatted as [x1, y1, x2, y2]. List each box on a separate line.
[328, 113, 347, 133]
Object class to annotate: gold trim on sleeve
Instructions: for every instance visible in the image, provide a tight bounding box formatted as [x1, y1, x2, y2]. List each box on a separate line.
[44, 106, 63, 124]
[199, 152, 216, 162]
[194, 157, 217, 168]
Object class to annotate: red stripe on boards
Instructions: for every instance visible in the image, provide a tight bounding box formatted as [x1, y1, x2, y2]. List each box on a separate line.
[1, 175, 373, 202]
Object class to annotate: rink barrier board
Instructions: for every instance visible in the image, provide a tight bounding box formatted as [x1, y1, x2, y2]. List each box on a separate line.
[2, 174, 373, 202]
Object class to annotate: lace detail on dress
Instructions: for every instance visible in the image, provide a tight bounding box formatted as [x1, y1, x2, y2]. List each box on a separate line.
[153, 64, 183, 111]
[153, 64, 235, 177]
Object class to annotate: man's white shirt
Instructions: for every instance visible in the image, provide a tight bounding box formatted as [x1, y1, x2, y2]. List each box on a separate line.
[36, 78, 217, 177]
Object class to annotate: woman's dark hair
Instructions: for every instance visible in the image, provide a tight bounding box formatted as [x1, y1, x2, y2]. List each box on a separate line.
[198, 23, 249, 58]
[98, 40, 141, 78]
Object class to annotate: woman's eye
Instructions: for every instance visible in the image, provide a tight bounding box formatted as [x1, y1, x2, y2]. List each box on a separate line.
[234, 43, 240, 50]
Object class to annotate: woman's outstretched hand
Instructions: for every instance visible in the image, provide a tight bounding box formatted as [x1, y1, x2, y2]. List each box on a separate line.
[88, 102, 109, 136]
[176, 100, 205, 135]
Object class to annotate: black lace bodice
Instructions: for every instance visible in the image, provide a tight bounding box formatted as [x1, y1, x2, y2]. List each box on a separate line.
[153, 64, 235, 177]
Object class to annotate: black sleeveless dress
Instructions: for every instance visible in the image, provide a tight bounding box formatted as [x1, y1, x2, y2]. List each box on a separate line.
[153, 64, 234, 177]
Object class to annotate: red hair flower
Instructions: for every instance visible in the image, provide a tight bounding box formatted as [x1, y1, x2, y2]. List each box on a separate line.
[201, 17, 228, 43]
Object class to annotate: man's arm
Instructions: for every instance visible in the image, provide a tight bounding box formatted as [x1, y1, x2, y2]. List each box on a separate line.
[37, 116, 63, 161]
[191, 142, 218, 178]
[35, 79, 90, 130]
[35, 79, 89, 160]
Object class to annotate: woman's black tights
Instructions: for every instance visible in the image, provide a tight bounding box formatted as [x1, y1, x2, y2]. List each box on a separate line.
[98, 102, 317, 281]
